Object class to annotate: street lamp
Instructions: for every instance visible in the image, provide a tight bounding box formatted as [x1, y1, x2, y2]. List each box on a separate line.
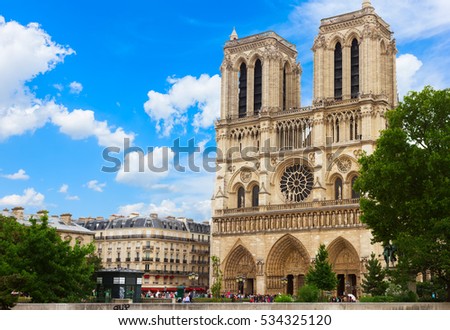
[188, 272, 199, 285]
[281, 277, 288, 294]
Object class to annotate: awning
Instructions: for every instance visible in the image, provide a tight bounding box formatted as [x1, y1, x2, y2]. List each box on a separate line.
[185, 287, 206, 292]
[141, 287, 178, 293]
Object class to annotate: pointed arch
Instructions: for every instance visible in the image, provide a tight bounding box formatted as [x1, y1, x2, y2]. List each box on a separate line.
[334, 42, 343, 100]
[350, 38, 359, 98]
[238, 62, 247, 118]
[327, 237, 360, 272]
[223, 243, 257, 294]
[254, 58, 262, 114]
[223, 243, 256, 278]
[266, 234, 310, 276]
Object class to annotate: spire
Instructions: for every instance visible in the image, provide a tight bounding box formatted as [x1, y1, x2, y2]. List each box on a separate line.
[362, 1, 373, 9]
[230, 27, 238, 40]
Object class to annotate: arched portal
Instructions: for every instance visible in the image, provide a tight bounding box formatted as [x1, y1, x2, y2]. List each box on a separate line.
[265, 234, 310, 295]
[223, 244, 256, 295]
[327, 237, 360, 297]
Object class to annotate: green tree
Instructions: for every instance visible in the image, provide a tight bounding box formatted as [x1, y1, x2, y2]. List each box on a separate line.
[210, 255, 223, 300]
[306, 244, 338, 297]
[0, 215, 26, 309]
[361, 253, 389, 296]
[355, 86, 450, 301]
[0, 214, 97, 306]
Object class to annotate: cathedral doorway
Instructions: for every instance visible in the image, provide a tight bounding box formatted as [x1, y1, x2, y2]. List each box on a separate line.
[265, 234, 310, 295]
[287, 274, 294, 295]
[328, 237, 360, 297]
[223, 244, 256, 295]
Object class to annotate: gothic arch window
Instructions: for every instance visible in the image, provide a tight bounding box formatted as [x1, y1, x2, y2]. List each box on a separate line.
[252, 185, 259, 207]
[254, 59, 262, 114]
[335, 118, 340, 142]
[282, 63, 287, 110]
[238, 62, 247, 118]
[238, 186, 245, 208]
[351, 176, 360, 199]
[335, 177, 343, 200]
[334, 42, 342, 100]
[349, 117, 354, 140]
[351, 38, 359, 98]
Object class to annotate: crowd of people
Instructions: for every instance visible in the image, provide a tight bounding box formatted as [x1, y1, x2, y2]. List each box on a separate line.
[142, 289, 358, 303]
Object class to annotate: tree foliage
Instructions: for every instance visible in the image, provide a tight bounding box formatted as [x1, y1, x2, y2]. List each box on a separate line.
[306, 244, 338, 293]
[0, 214, 96, 307]
[355, 86, 450, 301]
[361, 253, 389, 296]
[210, 255, 223, 299]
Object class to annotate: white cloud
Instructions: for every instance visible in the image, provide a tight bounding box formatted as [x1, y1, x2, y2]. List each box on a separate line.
[0, 188, 44, 207]
[52, 109, 135, 148]
[279, 1, 450, 42]
[85, 180, 106, 192]
[117, 200, 181, 218]
[2, 169, 29, 180]
[0, 16, 135, 147]
[0, 17, 72, 140]
[69, 81, 83, 94]
[117, 199, 211, 221]
[58, 183, 79, 201]
[396, 54, 423, 98]
[144, 74, 220, 136]
[53, 83, 64, 92]
[59, 183, 69, 193]
[115, 147, 174, 188]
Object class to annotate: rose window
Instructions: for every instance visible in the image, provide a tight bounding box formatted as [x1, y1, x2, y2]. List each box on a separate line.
[280, 164, 313, 202]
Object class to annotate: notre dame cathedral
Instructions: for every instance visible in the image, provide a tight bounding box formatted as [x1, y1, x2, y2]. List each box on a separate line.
[211, 1, 397, 297]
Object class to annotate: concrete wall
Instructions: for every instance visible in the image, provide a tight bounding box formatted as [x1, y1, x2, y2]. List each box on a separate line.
[13, 302, 450, 310]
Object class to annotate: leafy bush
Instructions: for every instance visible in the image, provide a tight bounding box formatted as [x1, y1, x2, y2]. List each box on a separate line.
[417, 281, 447, 302]
[359, 290, 417, 303]
[296, 284, 320, 302]
[359, 295, 394, 302]
[391, 291, 417, 302]
[274, 294, 294, 302]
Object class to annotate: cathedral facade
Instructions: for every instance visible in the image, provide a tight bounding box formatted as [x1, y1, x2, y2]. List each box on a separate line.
[211, 1, 397, 297]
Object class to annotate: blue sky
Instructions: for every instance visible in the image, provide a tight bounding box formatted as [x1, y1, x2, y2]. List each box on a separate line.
[0, 0, 449, 221]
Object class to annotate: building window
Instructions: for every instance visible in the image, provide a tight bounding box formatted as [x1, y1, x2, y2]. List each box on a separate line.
[335, 118, 340, 143]
[282, 63, 287, 110]
[238, 62, 247, 118]
[237, 187, 245, 208]
[351, 176, 360, 198]
[113, 277, 125, 284]
[252, 185, 259, 207]
[351, 38, 359, 98]
[253, 59, 262, 114]
[335, 177, 343, 200]
[280, 164, 313, 202]
[334, 42, 342, 100]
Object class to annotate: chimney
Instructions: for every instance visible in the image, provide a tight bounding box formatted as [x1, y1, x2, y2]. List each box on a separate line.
[11, 207, 24, 220]
[60, 213, 72, 225]
[37, 210, 48, 219]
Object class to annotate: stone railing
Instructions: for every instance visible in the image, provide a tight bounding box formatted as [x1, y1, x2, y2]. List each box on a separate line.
[213, 201, 362, 235]
[215, 198, 360, 216]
